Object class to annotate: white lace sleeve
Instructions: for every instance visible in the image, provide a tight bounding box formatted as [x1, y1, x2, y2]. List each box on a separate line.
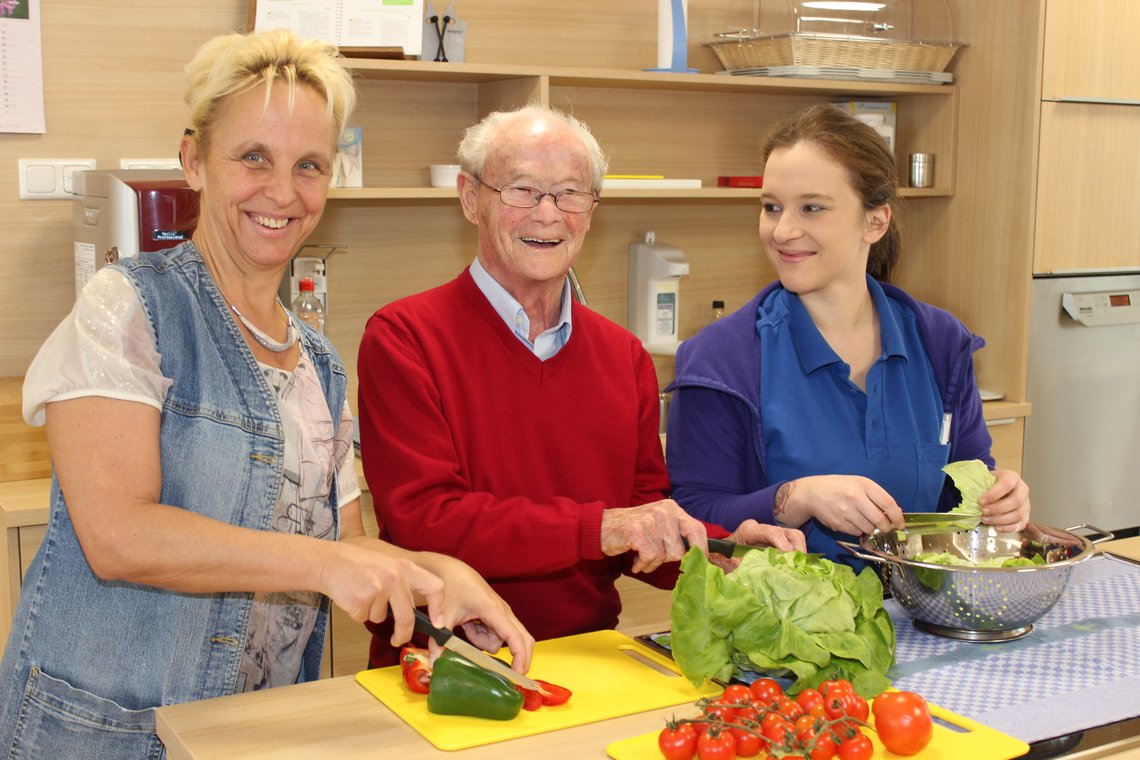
[23, 267, 172, 426]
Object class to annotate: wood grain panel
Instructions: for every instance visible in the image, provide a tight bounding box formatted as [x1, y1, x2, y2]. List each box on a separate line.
[1034, 102, 1140, 274]
[1042, 0, 1140, 101]
[987, 418, 1025, 475]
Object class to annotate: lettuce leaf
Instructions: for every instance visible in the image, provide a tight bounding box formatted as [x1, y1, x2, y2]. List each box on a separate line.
[941, 459, 997, 528]
[669, 547, 895, 697]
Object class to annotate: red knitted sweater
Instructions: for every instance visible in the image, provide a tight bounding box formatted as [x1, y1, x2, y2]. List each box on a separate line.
[358, 269, 723, 666]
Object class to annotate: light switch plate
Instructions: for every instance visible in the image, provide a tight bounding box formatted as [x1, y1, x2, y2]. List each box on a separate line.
[18, 158, 97, 200]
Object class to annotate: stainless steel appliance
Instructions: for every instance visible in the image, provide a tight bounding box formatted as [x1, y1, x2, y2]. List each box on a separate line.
[1022, 272, 1140, 532]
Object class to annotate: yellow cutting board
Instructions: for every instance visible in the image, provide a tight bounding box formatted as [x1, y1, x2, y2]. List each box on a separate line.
[606, 698, 1030, 760]
[356, 629, 721, 751]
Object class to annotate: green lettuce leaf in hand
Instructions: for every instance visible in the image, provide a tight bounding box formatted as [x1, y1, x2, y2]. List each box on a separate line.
[669, 547, 895, 697]
[941, 459, 998, 528]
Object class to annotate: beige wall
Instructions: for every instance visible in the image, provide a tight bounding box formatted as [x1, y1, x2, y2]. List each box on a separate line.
[1, 0, 1040, 406]
[0, 0, 753, 378]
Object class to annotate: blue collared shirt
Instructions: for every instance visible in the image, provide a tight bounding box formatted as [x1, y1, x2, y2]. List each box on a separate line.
[469, 258, 573, 361]
[757, 276, 948, 565]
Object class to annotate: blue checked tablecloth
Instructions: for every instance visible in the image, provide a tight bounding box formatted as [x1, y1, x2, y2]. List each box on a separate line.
[886, 554, 1140, 744]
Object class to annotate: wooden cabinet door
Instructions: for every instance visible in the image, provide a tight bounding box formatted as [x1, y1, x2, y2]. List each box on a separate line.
[1034, 101, 1140, 273]
[987, 419, 1024, 475]
[1043, 0, 1140, 102]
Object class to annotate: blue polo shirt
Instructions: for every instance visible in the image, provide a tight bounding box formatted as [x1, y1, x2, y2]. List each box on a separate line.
[758, 276, 949, 566]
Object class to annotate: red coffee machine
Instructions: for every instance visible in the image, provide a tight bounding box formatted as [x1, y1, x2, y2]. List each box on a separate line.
[72, 169, 199, 294]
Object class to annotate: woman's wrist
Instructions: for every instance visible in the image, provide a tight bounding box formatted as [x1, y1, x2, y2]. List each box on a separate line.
[773, 480, 802, 527]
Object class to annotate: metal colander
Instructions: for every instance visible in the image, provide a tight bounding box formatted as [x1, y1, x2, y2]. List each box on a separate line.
[840, 523, 1113, 642]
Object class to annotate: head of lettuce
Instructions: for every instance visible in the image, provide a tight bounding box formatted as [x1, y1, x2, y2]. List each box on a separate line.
[670, 547, 895, 697]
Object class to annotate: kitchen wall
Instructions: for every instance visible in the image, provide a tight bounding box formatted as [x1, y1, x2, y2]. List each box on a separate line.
[0, 0, 746, 378]
[0, 0, 966, 381]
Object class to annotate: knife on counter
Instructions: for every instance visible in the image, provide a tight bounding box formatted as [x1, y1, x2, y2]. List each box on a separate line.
[412, 608, 541, 691]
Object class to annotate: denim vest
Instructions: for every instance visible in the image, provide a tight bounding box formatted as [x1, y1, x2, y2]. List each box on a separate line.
[0, 242, 347, 758]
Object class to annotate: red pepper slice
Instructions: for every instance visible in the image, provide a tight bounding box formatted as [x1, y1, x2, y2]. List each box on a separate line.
[515, 677, 573, 710]
[400, 645, 432, 695]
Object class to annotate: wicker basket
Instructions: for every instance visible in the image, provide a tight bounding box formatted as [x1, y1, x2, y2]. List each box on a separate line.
[709, 32, 961, 74]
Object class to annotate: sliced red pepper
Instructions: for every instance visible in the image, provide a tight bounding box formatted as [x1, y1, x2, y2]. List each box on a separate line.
[535, 678, 572, 706]
[515, 677, 573, 710]
[400, 645, 432, 694]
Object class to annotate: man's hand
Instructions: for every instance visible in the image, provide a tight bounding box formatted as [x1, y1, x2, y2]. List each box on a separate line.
[728, 519, 807, 553]
[600, 499, 709, 573]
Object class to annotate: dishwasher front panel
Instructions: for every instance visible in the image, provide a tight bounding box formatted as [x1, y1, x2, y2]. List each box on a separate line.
[1023, 273, 1140, 532]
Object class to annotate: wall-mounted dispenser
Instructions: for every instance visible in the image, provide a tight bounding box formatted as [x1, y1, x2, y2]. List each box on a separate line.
[280, 243, 346, 321]
[628, 231, 689, 355]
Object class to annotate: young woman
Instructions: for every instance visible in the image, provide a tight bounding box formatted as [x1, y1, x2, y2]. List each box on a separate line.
[666, 105, 1031, 565]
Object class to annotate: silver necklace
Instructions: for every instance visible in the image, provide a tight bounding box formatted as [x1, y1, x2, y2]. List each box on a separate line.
[230, 299, 297, 353]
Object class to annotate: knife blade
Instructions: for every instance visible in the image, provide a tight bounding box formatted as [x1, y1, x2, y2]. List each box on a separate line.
[412, 608, 541, 691]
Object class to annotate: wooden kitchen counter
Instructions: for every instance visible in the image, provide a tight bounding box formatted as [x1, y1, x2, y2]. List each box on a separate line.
[157, 580, 676, 760]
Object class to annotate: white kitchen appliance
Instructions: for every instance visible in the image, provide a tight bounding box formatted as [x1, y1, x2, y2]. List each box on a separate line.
[72, 169, 198, 294]
[628, 231, 689, 355]
[1022, 272, 1140, 532]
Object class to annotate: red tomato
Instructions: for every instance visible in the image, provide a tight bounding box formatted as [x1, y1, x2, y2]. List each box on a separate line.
[728, 726, 763, 758]
[777, 695, 805, 720]
[658, 722, 699, 760]
[722, 684, 754, 707]
[749, 677, 784, 704]
[705, 702, 739, 726]
[796, 688, 826, 718]
[697, 728, 738, 760]
[847, 696, 869, 724]
[761, 715, 792, 745]
[398, 646, 432, 695]
[819, 679, 855, 698]
[733, 704, 760, 727]
[871, 691, 934, 756]
[836, 733, 873, 760]
[823, 692, 855, 721]
[807, 732, 838, 760]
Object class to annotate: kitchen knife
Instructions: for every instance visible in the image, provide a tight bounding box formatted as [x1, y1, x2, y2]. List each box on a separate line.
[412, 608, 541, 691]
[685, 536, 765, 558]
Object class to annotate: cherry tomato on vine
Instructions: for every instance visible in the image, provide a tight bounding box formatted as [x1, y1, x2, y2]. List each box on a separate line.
[728, 726, 763, 758]
[796, 687, 826, 718]
[836, 732, 873, 760]
[823, 692, 856, 721]
[659, 722, 699, 760]
[847, 695, 869, 723]
[697, 727, 738, 760]
[749, 677, 784, 704]
[807, 732, 838, 760]
[871, 691, 934, 756]
[722, 684, 754, 706]
[761, 715, 792, 745]
[706, 702, 739, 726]
[819, 679, 855, 698]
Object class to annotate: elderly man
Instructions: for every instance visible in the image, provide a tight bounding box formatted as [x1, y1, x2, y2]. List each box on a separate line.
[357, 105, 805, 666]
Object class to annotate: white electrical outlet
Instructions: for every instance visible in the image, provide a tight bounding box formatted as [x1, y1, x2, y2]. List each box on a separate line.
[18, 158, 97, 200]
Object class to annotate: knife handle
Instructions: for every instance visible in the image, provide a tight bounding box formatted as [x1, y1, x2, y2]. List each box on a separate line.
[411, 607, 452, 646]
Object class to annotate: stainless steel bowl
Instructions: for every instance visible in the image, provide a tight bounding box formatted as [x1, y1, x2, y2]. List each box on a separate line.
[840, 523, 1113, 642]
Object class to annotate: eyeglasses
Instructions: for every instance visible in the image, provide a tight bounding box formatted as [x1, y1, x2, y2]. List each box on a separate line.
[474, 176, 598, 213]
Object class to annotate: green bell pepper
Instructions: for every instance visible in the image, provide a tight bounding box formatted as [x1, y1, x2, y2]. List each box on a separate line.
[425, 649, 524, 721]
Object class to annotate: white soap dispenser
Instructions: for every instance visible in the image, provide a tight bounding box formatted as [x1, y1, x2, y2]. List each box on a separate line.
[628, 231, 690, 355]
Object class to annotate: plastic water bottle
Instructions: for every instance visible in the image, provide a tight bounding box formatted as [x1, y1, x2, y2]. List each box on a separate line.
[291, 276, 326, 335]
